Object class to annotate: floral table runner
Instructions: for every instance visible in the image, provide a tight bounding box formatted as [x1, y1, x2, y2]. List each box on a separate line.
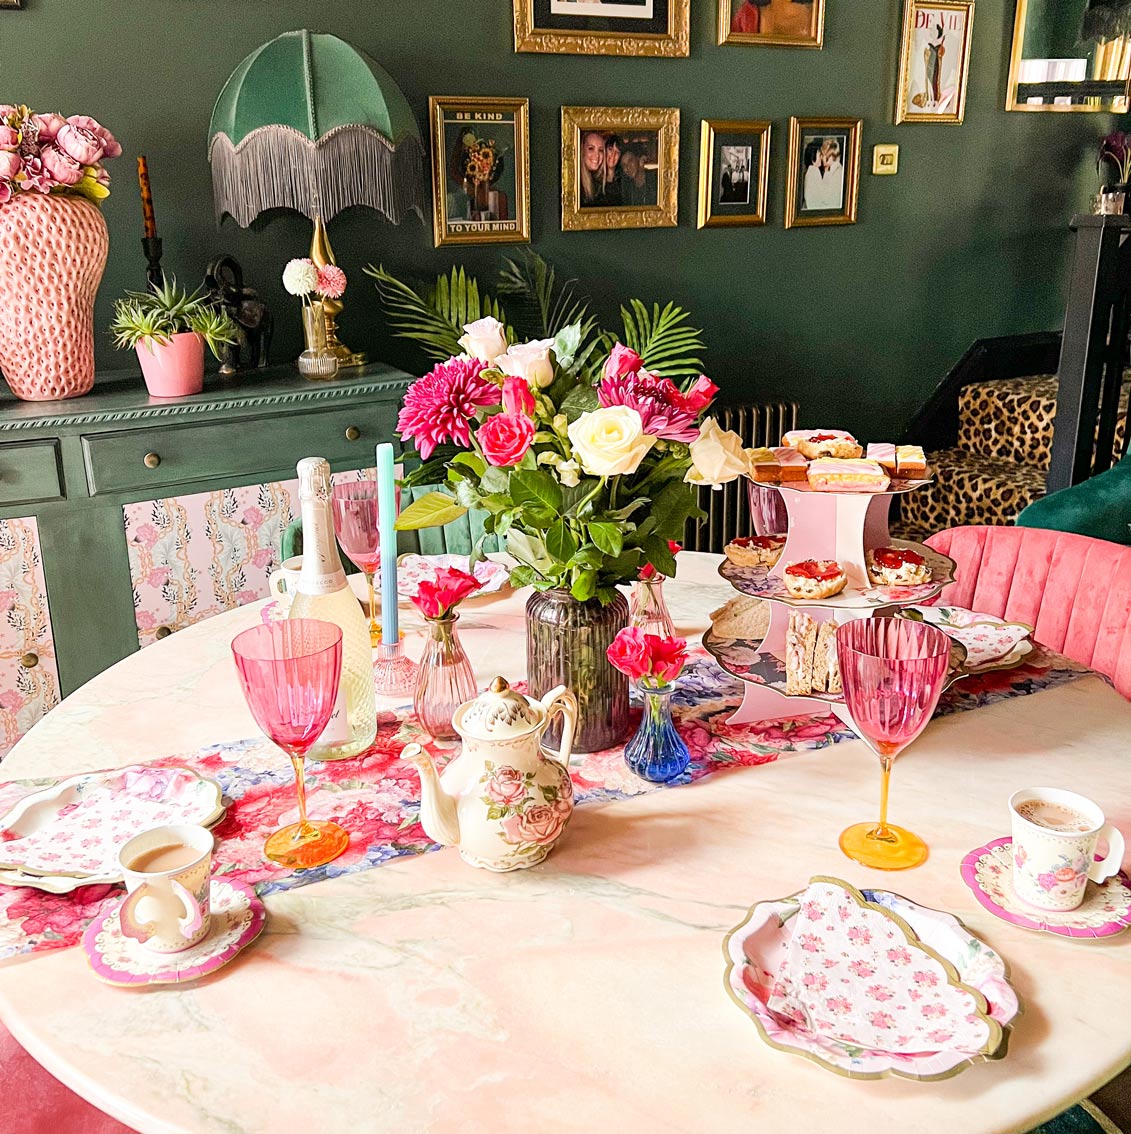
[0, 647, 1092, 964]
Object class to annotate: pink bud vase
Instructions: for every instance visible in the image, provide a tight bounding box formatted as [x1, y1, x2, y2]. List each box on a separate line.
[135, 332, 205, 398]
[0, 194, 109, 400]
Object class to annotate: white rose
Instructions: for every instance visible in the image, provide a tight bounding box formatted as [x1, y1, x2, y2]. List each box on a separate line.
[685, 417, 750, 488]
[568, 406, 655, 477]
[556, 459, 581, 487]
[496, 338, 556, 389]
[457, 316, 508, 364]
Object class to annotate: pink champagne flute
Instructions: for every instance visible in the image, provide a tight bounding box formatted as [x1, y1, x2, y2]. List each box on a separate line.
[836, 617, 950, 871]
[332, 480, 382, 647]
[231, 619, 350, 870]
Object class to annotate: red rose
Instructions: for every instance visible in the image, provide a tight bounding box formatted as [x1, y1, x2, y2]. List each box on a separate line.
[675, 375, 718, 414]
[648, 633, 689, 684]
[412, 566, 482, 619]
[603, 343, 643, 382]
[477, 411, 535, 467]
[606, 626, 652, 681]
[502, 375, 535, 417]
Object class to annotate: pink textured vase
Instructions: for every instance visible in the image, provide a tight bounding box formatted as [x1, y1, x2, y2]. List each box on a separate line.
[0, 193, 109, 401]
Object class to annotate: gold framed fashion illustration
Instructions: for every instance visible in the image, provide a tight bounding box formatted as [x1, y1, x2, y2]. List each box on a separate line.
[514, 0, 690, 57]
[718, 0, 825, 48]
[560, 106, 679, 232]
[783, 117, 861, 229]
[895, 0, 975, 124]
[429, 96, 531, 248]
[697, 119, 771, 228]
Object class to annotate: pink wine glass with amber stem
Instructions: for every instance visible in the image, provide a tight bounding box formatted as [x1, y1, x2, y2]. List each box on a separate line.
[836, 618, 950, 871]
[231, 620, 349, 870]
[332, 480, 382, 647]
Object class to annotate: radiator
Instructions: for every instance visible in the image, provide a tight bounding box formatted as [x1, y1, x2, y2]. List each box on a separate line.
[683, 401, 799, 553]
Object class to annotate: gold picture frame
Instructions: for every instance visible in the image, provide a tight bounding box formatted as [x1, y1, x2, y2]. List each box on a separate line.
[514, 0, 689, 57]
[895, 0, 975, 124]
[784, 117, 861, 229]
[697, 119, 771, 228]
[717, 0, 824, 49]
[428, 96, 531, 248]
[560, 106, 679, 232]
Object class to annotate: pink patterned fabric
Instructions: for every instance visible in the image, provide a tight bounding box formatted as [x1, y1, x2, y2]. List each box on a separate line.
[0, 194, 108, 401]
[925, 525, 1131, 698]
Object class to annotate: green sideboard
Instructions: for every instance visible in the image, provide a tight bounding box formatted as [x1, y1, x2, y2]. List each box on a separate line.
[0, 361, 411, 757]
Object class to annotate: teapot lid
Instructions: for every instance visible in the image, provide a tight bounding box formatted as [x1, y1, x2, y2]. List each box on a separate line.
[458, 676, 541, 740]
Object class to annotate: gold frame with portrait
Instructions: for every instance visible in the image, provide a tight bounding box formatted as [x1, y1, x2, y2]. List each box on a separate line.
[895, 0, 975, 125]
[697, 119, 771, 228]
[428, 96, 531, 249]
[560, 106, 679, 232]
[515, 0, 690, 57]
[717, 0, 824, 48]
[784, 117, 861, 229]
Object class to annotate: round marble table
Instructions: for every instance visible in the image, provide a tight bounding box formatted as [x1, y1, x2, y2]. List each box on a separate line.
[0, 553, 1128, 1134]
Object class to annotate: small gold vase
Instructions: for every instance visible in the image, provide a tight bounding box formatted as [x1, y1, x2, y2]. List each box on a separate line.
[297, 301, 339, 381]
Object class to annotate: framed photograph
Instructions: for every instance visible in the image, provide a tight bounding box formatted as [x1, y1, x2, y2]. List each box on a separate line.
[895, 0, 975, 124]
[514, 0, 689, 57]
[697, 119, 770, 228]
[428, 97, 531, 248]
[718, 0, 824, 48]
[0, 1, 24, 8]
[784, 117, 862, 229]
[560, 106, 679, 232]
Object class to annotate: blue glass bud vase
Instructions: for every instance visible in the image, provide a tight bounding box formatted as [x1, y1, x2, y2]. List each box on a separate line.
[624, 682, 690, 783]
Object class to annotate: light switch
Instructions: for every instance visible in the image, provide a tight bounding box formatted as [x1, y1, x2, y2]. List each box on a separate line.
[872, 144, 899, 175]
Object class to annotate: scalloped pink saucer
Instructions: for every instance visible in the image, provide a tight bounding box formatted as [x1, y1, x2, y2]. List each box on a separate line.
[960, 837, 1131, 938]
[82, 879, 266, 986]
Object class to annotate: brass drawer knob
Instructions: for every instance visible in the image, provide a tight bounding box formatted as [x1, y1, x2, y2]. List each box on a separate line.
[154, 626, 172, 640]
[344, 426, 361, 442]
[143, 452, 161, 469]
[20, 652, 38, 669]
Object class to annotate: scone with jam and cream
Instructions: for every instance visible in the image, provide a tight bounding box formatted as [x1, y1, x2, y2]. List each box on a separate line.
[782, 559, 848, 600]
[866, 547, 932, 587]
[725, 534, 787, 568]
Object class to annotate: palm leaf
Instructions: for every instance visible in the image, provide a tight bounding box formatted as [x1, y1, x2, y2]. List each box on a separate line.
[619, 299, 705, 379]
[497, 249, 591, 338]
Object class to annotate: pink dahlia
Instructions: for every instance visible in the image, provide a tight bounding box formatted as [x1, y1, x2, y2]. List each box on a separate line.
[316, 263, 347, 299]
[598, 369, 704, 442]
[397, 356, 500, 459]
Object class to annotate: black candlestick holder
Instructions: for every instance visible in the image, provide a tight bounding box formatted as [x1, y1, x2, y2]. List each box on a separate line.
[142, 237, 163, 291]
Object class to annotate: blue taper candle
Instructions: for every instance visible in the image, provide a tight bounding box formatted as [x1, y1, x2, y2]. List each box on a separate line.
[376, 443, 398, 645]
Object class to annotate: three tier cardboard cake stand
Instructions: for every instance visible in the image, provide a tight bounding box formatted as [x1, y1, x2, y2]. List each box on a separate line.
[703, 476, 957, 729]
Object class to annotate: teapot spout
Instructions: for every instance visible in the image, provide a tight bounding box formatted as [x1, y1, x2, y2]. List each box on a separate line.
[401, 743, 461, 848]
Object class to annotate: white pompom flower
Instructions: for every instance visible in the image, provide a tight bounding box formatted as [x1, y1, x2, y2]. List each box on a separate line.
[282, 257, 318, 297]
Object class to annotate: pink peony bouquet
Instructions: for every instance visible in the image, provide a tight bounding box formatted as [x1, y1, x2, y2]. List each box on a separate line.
[395, 315, 757, 602]
[0, 105, 121, 207]
[606, 626, 689, 688]
[282, 258, 347, 306]
[411, 566, 482, 620]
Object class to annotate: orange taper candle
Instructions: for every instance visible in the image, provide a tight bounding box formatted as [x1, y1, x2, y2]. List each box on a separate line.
[137, 155, 157, 240]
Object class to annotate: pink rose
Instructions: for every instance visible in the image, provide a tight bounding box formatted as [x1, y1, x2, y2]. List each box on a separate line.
[56, 123, 104, 166]
[146, 567, 170, 588]
[485, 765, 527, 806]
[603, 343, 642, 382]
[19, 157, 53, 193]
[0, 125, 18, 151]
[135, 610, 157, 630]
[235, 590, 258, 606]
[477, 411, 535, 467]
[606, 626, 652, 681]
[501, 800, 570, 846]
[31, 113, 66, 143]
[252, 548, 273, 569]
[0, 182, 10, 207]
[0, 690, 22, 712]
[412, 566, 481, 619]
[39, 145, 83, 186]
[0, 106, 16, 120]
[647, 633, 688, 684]
[675, 375, 718, 414]
[134, 523, 160, 548]
[0, 590, 17, 613]
[65, 114, 122, 159]
[241, 506, 264, 527]
[0, 151, 22, 181]
[501, 375, 535, 417]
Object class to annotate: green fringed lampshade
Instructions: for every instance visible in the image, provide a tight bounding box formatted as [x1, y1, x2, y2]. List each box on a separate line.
[207, 29, 425, 227]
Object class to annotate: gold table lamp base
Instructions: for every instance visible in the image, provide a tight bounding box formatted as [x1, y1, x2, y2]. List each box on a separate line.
[310, 215, 366, 369]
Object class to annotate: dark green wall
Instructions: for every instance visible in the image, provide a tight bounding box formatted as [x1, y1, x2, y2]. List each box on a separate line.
[0, 0, 1113, 434]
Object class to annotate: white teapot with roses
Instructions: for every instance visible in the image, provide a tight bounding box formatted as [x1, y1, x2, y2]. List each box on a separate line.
[403, 678, 578, 872]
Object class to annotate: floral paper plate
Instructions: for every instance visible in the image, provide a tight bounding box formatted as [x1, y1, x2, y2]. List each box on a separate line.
[960, 837, 1131, 938]
[0, 765, 225, 881]
[900, 607, 1033, 670]
[723, 880, 1018, 1080]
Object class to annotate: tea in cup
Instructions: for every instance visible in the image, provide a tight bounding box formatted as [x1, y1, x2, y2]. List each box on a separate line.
[1009, 788, 1125, 912]
[117, 824, 214, 953]
[267, 555, 303, 613]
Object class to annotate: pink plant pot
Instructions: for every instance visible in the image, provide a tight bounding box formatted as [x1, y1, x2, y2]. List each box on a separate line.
[0, 194, 109, 401]
[135, 332, 205, 398]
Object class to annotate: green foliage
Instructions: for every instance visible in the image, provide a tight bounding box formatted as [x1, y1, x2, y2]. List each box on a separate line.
[395, 491, 469, 531]
[110, 274, 237, 361]
[617, 299, 705, 380]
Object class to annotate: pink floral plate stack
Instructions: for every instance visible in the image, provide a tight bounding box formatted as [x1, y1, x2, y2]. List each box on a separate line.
[724, 877, 1019, 1080]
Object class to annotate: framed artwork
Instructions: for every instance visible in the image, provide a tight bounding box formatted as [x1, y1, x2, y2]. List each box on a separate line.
[428, 96, 531, 248]
[895, 1, 975, 124]
[697, 119, 771, 228]
[0, 1, 24, 8]
[514, 0, 690, 57]
[784, 117, 862, 229]
[717, 0, 824, 48]
[560, 106, 679, 232]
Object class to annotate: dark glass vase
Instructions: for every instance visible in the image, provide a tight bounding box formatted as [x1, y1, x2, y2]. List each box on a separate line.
[526, 588, 630, 754]
[624, 682, 690, 783]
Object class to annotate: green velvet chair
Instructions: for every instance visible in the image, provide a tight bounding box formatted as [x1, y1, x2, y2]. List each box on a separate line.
[1018, 453, 1131, 546]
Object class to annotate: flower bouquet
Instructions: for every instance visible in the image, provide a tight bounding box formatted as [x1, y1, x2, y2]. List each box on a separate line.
[282, 257, 348, 377]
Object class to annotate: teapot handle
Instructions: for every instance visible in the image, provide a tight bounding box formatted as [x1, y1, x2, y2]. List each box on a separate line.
[539, 685, 578, 767]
